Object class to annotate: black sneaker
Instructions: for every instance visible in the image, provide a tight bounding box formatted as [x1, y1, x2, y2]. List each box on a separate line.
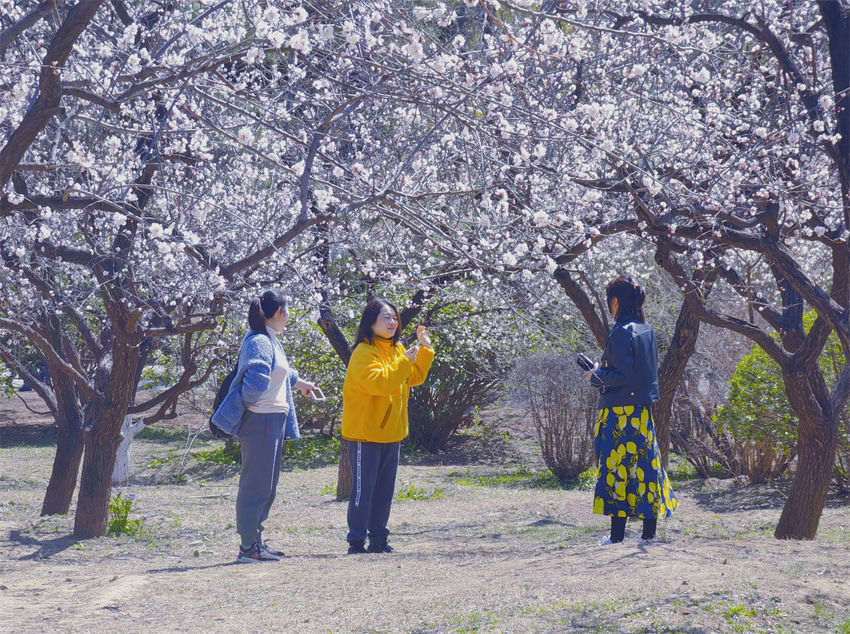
[347, 541, 367, 554]
[367, 542, 393, 553]
[259, 538, 285, 558]
[237, 543, 279, 563]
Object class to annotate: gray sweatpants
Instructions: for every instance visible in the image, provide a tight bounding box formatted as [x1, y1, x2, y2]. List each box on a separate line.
[346, 440, 400, 545]
[236, 411, 285, 549]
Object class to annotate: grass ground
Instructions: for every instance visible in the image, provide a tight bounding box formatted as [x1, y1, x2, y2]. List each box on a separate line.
[1, 395, 849, 633]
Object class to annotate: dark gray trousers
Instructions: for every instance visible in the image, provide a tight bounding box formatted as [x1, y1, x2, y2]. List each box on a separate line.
[346, 440, 400, 545]
[236, 411, 284, 549]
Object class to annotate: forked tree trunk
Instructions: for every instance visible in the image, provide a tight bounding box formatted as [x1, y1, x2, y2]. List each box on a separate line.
[41, 369, 84, 515]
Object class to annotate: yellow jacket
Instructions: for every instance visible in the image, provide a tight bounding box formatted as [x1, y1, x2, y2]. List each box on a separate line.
[341, 337, 435, 443]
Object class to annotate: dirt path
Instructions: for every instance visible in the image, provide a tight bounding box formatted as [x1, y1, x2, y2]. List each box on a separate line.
[2, 400, 850, 632]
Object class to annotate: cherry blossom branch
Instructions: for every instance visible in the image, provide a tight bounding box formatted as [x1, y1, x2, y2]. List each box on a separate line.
[0, 0, 105, 190]
[0, 0, 61, 57]
[0, 317, 100, 401]
[0, 346, 57, 415]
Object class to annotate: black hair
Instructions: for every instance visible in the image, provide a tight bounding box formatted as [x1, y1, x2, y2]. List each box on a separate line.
[248, 289, 287, 333]
[606, 275, 646, 322]
[354, 298, 401, 347]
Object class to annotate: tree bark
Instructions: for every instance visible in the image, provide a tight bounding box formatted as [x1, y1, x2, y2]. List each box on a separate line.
[73, 414, 122, 538]
[655, 295, 703, 466]
[73, 331, 139, 538]
[40, 416, 84, 515]
[40, 362, 84, 515]
[775, 374, 840, 539]
[336, 439, 352, 500]
[41, 425, 84, 515]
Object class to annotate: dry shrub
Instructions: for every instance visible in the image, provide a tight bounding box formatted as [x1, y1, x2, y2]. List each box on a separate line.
[512, 354, 595, 482]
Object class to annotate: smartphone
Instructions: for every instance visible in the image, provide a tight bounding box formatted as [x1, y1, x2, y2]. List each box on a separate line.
[310, 386, 326, 401]
[576, 353, 595, 372]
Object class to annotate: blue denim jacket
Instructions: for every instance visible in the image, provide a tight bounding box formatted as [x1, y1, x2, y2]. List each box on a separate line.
[210, 331, 301, 439]
[591, 316, 660, 408]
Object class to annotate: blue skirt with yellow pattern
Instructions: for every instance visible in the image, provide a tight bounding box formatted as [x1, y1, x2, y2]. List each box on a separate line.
[592, 405, 677, 519]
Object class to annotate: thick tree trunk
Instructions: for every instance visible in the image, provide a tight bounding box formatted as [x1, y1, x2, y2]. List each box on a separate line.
[655, 297, 702, 466]
[73, 333, 139, 538]
[775, 370, 841, 539]
[40, 368, 84, 515]
[73, 416, 122, 538]
[774, 411, 839, 539]
[41, 425, 84, 515]
[336, 439, 352, 501]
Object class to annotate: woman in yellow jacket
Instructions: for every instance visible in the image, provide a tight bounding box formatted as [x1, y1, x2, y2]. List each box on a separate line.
[342, 298, 434, 554]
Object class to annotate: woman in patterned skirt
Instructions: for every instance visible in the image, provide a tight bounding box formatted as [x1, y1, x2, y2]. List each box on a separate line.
[585, 275, 677, 544]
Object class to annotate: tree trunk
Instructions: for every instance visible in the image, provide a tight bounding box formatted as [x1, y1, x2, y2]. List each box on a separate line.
[774, 410, 839, 539]
[73, 414, 122, 538]
[40, 368, 84, 515]
[655, 296, 703, 466]
[336, 439, 352, 501]
[41, 424, 84, 515]
[774, 369, 841, 539]
[73, 333, 139, 538]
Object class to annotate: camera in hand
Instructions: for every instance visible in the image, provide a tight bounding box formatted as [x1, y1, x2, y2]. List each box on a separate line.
[576, 352, 595, 372]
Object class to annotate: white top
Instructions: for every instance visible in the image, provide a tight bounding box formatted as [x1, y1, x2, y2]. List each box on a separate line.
[246, 327, 291, 415]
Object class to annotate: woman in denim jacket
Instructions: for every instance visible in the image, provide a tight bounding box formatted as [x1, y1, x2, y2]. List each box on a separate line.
[212, 290, 317, 562]
[586, 276, 677, 545]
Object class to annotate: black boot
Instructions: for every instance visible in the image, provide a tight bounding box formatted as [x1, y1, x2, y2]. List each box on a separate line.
[347, 540, 367, 554]
[367, 540, 393, 553]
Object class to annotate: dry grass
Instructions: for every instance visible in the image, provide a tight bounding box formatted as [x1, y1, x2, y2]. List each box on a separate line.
[1, 395, 850, 633]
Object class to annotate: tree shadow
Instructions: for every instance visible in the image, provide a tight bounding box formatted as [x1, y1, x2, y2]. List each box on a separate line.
[7, 529, 79, 560]
[400, 431, 518, 467]
[145, 561, 243, 574]
[687, 480, 850, 514]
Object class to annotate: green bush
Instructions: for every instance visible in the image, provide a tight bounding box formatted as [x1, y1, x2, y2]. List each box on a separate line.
[716, 311, 850, 486]
[107, 493, 143, 537]
[283, 434, 340, 469]
[714, 343, 796, 483]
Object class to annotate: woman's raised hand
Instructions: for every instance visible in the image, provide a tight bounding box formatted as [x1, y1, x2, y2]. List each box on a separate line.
[416, 325, 432, 348]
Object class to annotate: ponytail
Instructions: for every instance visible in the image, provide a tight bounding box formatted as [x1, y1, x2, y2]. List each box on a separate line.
[247, 289, 287, 333]
[248, 298, 265, 332]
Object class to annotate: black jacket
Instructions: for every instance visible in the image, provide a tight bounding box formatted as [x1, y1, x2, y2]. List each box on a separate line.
[591, 315, 660, 408]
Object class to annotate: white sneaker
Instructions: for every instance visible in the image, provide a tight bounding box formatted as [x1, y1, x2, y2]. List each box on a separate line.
[635, 535, 659, 544]
[599, 536, 617, 545]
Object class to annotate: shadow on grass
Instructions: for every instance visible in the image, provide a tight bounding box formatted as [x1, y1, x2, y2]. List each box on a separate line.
[7, 529, 79, 560]
[0, 424, 56, 448]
